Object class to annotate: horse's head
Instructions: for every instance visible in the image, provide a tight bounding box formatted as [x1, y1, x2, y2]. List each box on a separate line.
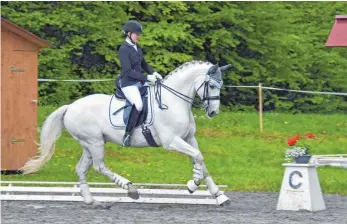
[195, 63, 232, 117]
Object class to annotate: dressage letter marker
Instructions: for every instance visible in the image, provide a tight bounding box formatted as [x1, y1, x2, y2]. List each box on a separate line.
[276, 163, 326, 211]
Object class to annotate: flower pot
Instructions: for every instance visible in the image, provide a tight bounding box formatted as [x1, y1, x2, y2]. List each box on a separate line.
[294, 155, 312, 164]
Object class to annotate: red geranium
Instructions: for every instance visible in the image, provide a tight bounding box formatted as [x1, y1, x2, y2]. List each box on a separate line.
[288, 133, 315, 146]
[305, 133, 315, 138]
[287, 137, 297, 146]
[295, 134, 302, 140]
[285, 132, 316, 162]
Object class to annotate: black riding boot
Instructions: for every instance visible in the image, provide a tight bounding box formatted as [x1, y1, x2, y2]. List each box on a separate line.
[123, 104, 142, 147]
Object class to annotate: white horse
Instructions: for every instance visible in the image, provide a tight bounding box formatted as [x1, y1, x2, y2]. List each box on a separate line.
[21, 60, 232, 208]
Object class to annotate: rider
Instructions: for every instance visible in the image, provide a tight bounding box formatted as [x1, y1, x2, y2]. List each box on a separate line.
[116, 20, 163, 147]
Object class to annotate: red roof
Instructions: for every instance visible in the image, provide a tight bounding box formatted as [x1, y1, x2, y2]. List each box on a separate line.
[326, 15, 347, 47]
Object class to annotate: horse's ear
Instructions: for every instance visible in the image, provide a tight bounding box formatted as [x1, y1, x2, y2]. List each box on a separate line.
[210, 63, 219, 73]
[219, 64, 232, 72]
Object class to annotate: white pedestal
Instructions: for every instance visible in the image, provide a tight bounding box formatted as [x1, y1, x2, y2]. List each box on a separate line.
[276, 163, 326, 211]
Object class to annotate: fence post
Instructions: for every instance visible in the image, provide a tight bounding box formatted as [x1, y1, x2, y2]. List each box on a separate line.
[258, 83, 263, 133]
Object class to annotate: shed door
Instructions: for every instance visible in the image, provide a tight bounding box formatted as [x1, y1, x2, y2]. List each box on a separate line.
[1, 50, 38, 170]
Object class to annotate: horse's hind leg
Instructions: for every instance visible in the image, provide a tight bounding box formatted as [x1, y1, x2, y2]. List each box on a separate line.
[76, 148, 93, 204]
[88, 141, 139, 200]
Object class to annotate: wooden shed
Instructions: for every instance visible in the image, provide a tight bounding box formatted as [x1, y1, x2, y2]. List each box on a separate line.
[326, 15, 347, 47]
[1, 17, 53, 171]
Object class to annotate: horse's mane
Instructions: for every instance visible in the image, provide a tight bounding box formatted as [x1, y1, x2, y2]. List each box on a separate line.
[164, 60, 211, 81]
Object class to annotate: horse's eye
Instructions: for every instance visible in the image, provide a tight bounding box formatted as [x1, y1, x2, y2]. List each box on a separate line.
[210, 84, 215, 89]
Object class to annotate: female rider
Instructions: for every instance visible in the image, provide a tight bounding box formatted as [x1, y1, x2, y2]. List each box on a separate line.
[116, 20, 162, 147]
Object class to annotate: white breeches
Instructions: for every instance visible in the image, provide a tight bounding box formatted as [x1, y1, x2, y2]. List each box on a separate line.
[121, 84, 143, 111]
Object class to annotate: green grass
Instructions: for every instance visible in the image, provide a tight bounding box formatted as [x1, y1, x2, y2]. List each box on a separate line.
[2, 106, 347, 194]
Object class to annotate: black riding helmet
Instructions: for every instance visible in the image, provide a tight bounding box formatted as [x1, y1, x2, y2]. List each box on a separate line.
[122, 20, 143, 44]
[123, 20, 143, 34]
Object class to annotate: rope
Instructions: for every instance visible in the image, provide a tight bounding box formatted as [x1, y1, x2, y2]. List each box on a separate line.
[38, 78, 114, 82]
[224, 85, 347, 96]
[37, 78, 347, 96]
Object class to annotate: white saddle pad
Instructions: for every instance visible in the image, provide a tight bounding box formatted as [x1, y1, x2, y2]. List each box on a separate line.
[108, 88, 154, 129]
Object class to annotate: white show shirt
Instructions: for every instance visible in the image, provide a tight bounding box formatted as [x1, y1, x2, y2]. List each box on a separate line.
[126, 37, 138, 52]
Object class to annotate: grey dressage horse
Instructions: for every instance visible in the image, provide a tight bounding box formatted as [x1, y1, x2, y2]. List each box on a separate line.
[21, 61, 232, 208]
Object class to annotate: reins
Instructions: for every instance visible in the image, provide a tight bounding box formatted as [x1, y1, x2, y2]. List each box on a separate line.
[154, 73, 222, 111]
[154, 80, 202, 110]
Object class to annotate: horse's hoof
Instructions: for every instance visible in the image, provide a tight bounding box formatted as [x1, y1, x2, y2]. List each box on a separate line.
[127, 184, 140, 200]
[216, 194, 231, 206]
[187, 180, 199, 194]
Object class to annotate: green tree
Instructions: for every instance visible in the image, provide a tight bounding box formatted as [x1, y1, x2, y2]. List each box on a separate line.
[2, 1, 346, 112]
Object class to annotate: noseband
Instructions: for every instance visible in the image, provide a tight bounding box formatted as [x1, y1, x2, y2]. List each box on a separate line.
[196, 73, 223, 111]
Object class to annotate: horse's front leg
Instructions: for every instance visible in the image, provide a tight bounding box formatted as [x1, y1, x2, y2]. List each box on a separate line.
[164, 136, 205, 187]
[187, 136, 230, 206]
[164, 135, 230, 205]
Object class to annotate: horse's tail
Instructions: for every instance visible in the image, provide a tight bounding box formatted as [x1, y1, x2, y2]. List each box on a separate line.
[21, 105, 70, 174]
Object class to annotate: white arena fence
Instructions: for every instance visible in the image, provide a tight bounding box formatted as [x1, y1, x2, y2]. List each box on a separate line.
[0, 181, 227, 205]
[310, 154, 347, 168]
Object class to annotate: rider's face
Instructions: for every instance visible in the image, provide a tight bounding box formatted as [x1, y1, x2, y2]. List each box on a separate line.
[130, 32, 141, 42]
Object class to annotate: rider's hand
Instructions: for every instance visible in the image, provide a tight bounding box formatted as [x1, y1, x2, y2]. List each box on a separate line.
[153, 71, 163, 80]
[147, 74, 156, 85]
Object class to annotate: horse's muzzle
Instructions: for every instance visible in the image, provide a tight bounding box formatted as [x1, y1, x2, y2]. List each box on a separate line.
[208, 111, 216, 117]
